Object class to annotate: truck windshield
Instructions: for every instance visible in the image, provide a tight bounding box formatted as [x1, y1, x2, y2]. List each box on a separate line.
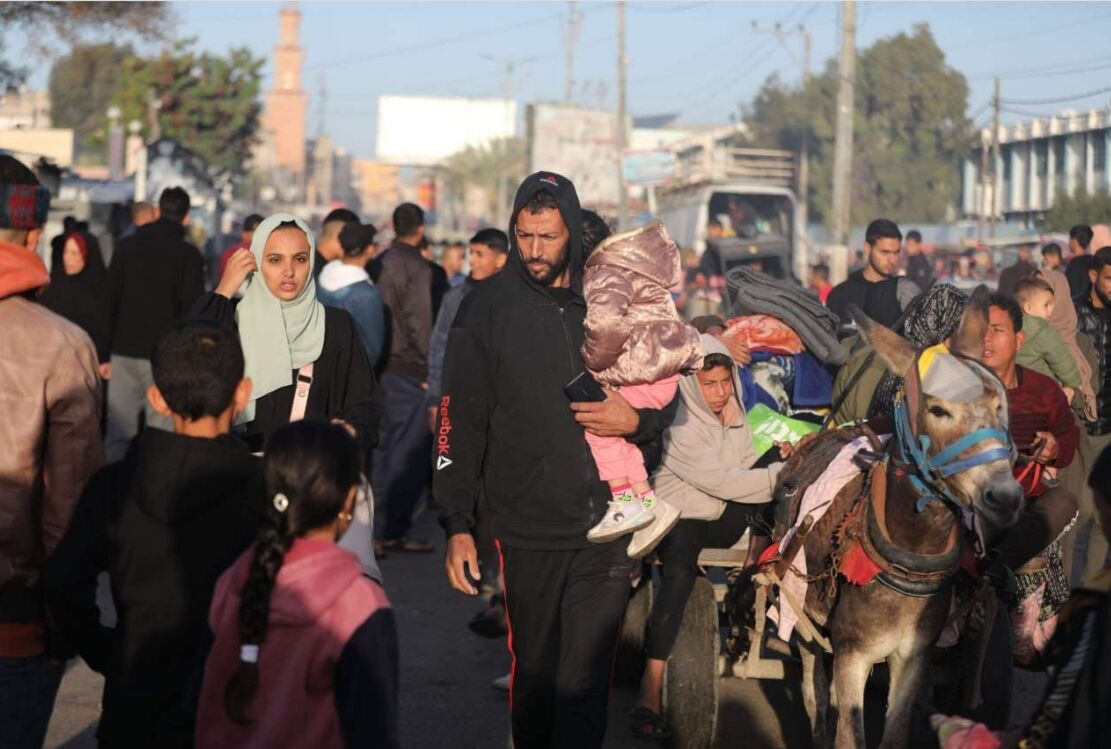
[708, 192, 792, 240]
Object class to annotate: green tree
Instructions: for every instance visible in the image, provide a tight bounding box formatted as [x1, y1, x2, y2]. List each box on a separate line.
[48, 43, 132, 159]
[117, 40, 264, 176]
[746, 23, 971, 228]
[1044, 185, 1111, 232]
[437, 137, 526, 222]
[0, 2, 167, 88]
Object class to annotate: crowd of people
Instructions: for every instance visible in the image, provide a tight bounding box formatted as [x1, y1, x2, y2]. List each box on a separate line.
[2, 150, 1110, 749]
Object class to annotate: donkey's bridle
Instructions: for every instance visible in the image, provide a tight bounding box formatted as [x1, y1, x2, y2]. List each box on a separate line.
[892, 352, 1016, 514]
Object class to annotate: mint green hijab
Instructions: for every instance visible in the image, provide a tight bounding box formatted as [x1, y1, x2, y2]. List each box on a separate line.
[235, 213, 325, 423]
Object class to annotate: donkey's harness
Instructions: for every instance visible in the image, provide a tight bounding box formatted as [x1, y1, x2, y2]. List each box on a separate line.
[758, 350, 1016, 650]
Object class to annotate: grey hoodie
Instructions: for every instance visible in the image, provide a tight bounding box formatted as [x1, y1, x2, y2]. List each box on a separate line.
[652, 334, 782, 521]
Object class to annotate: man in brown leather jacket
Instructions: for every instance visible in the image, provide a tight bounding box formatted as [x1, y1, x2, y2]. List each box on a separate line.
[0, 155, 103, 748]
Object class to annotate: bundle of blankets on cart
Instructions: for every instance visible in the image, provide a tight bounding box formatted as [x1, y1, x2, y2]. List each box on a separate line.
[718, 267, 847, 453]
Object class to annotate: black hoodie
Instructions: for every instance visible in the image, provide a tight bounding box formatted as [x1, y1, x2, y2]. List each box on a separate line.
[44, 429, 266, 749]
[434, 172, 670, 549]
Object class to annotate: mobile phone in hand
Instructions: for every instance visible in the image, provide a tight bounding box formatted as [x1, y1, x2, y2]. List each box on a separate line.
[564, 371, 607, 403]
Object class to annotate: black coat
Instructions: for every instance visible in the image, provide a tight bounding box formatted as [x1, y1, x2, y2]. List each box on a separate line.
[1068, 254, 1094, 298]
[40, 232, 110, 362]
[192, 292, 383, 452]
[107, 219, 205, 359]
[435, 172, 675, 550]
[43, 430, 266, 749]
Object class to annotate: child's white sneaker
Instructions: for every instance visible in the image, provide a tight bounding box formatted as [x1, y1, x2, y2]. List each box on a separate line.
[587, 490, 654, 542]
[627, 499, 680, 559]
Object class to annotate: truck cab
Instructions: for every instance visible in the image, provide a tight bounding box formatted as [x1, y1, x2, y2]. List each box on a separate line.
[654, 139, 799, 282]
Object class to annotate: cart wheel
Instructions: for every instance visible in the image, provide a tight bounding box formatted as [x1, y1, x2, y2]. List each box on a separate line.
[664, 575, 719, 749]
[614, 571, 653, 687]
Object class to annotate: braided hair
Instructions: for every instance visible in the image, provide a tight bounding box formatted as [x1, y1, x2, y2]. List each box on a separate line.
[223, 420, 361, 725]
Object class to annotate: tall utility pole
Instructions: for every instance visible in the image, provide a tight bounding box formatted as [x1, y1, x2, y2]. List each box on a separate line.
[978, 128, 988, 244]
[616, 0, 628, 231]
[563, 2, 580, 105]
[752, 21, 811, 247]
[483, 55, 534, 228]
[316, 73, 328, 139]
[989, 76, 1001, 239]
[830, 1, 856, 247]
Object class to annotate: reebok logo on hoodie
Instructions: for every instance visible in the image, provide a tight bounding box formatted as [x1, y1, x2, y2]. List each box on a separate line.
[436, 396, 453, 470]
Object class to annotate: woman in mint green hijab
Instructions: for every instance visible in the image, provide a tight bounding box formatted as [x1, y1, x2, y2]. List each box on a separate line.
[194, 213, 381, 451]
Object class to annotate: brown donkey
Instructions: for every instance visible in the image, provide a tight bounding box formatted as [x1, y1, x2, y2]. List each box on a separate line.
[790, 292, 1024, 749]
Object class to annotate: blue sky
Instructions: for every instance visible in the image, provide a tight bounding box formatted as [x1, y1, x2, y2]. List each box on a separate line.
[15, 1, 1111, 159]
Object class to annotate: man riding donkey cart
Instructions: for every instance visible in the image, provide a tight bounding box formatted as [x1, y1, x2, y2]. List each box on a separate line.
[744, 286, 1079, 748]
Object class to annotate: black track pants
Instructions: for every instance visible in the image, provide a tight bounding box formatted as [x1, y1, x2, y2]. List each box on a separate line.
[499, 540, 634, 749]
[646, 501, 773, 660]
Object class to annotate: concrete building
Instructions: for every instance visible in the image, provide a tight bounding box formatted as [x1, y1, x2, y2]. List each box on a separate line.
[376, 95, 517, 167]
[352, 160, 401, 220]
[0, 88, 51, 130]
[306, 135, 335, 207]
[260, 4, 309, 190]
[963, 106, 1111, 228]
[0, 129, 76, 167]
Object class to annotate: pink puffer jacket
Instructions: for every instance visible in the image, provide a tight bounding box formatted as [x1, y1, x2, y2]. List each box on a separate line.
[582, 222, 703, 386]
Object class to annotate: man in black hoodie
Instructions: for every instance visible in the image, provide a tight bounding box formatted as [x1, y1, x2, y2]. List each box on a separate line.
[105, 186, 206, 461]
[436, 173, 672, 748]
[44, 320, 265, 749]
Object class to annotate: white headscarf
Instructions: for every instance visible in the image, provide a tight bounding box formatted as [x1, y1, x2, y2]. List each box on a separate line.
[235, 213, 325, 423]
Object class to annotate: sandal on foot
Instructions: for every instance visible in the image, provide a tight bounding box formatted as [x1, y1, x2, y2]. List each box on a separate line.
[630, 706, 670, 741]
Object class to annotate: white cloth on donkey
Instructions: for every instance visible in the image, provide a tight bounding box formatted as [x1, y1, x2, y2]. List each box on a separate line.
[770, 434, 890, 641]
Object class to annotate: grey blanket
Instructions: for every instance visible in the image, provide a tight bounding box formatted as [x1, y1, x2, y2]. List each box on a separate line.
[725, 266, 848, 366]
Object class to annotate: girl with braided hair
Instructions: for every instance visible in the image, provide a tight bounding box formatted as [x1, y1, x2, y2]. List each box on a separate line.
[196, 421, 398, 748]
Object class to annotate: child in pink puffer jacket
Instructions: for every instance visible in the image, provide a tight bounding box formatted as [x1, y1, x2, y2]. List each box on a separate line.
[581, 221, 703, 558]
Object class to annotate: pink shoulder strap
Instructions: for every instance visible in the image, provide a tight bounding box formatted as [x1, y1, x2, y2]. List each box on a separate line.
[289, 362, 315, 422]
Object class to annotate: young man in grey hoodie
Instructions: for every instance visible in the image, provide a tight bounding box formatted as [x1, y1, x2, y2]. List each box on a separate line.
[631, 334, 785, 740]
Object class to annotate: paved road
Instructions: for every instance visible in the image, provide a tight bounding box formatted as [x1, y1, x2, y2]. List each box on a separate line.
[44, 512, 1043, 748]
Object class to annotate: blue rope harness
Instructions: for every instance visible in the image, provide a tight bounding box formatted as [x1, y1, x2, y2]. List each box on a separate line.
[893, 397, 1014, 513]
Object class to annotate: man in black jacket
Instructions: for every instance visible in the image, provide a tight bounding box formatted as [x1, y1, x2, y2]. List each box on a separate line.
[44, 320, 265, 749]
[370, 202, 435, 551]
[1065, 246, 1111, 583]
[105, 187, 205, 461]
[1066, 223, 1094, 297]
[437, 173, 673, 748]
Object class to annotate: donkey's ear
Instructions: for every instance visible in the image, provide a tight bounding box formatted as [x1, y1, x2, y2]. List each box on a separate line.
[849, 303, 915, 375]
[950, 285, 990, 360]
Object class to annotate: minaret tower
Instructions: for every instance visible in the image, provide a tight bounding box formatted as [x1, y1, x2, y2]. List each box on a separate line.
[262, 3, 308, 178]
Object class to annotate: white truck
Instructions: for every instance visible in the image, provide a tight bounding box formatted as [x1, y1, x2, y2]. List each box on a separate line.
[654, 137, 800, 282]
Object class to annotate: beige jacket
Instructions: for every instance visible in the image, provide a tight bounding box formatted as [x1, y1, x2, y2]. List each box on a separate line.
[582, 222, 703, 386]
[652, 335, 782, 521]
[0, 240, 102, 647]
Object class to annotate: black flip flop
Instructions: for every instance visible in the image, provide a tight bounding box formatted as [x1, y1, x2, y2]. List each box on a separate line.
[630, 706, 671, 741]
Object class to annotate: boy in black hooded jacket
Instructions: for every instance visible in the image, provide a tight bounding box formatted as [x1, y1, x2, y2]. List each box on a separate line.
[44, 320, 265, 749]
[436, 172, 673, 748]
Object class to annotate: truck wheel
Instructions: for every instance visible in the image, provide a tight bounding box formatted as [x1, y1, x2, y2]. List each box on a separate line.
[664, 576, 719, 749]
[614, 572, 653, 688]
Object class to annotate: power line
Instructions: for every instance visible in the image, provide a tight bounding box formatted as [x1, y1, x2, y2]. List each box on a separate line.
[674, 1, 809, 117]
[627, 2, 711, 14]
[302, 9, 579, 73]
[969, 54, 1111, 81]
[1000, 106, 1111, 123]
[1002, 85, 1111, 107]
[948, 8, 1111, 51]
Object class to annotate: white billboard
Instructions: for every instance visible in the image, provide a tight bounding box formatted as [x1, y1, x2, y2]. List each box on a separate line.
[376, 95, 517, 167]
[526, 103, 629, 208]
